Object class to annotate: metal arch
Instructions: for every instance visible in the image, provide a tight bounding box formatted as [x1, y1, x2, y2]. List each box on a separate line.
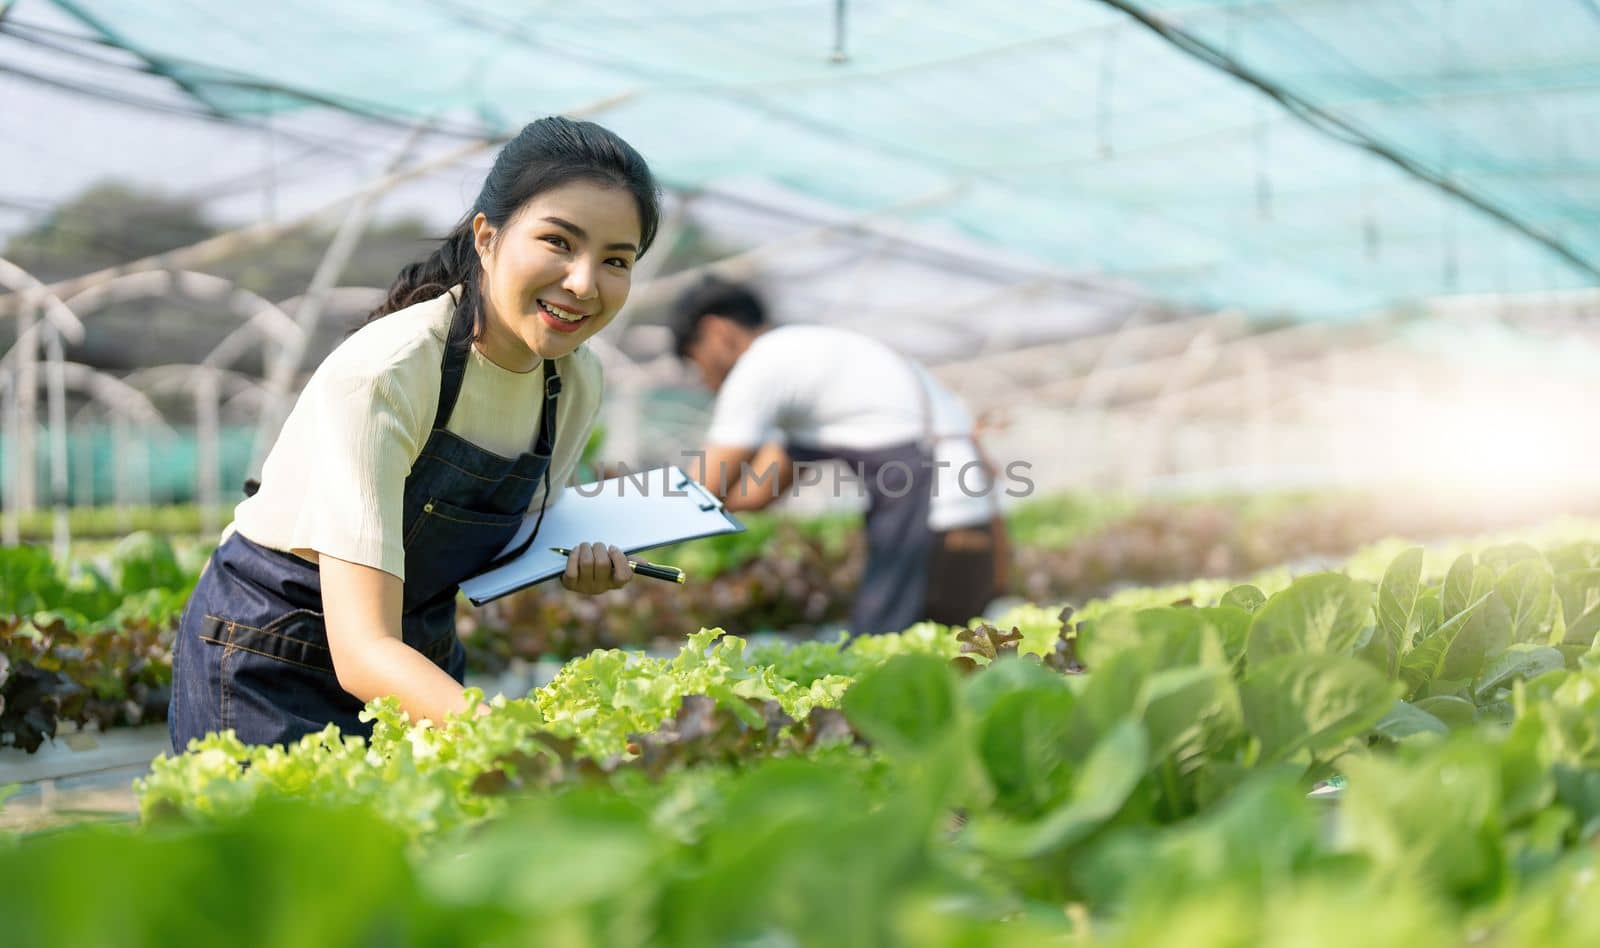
[220, 385, 272, 419]
[54, 268, 308, 372]
[63, 269, 276, 321]
[0, 137, 499, 320]
[0, 260, 85, 517]
[0, 259, 87, 371]
[120, 363, 272, 402]
[211, 285, 384, 373]
[274, 285, 386, 318]
[203, 309, 302, 373]
[0, 257, 86, 346]
[0, 360, 173, 432]
[118, 362, 267, 537]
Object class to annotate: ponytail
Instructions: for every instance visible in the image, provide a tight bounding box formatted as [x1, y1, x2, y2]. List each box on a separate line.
[366, 220, 484, 344]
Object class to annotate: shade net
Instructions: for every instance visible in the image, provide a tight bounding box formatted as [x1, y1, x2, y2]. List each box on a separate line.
[42, 0, 1600, 318]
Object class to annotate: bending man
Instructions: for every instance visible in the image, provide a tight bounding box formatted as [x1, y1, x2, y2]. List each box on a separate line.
[673, 278, 1008, 635]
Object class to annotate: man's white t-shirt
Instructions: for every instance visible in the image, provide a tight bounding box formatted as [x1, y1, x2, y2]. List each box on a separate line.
[704, 325, 992, 531]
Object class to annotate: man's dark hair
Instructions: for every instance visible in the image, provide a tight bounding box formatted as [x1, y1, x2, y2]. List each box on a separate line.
[670, 277, 768, 357]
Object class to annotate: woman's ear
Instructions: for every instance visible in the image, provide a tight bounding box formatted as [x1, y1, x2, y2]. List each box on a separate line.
[470, 212, 496, 259]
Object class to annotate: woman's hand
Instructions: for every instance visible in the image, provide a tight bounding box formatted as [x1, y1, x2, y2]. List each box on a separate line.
[560, 541, 634, 595]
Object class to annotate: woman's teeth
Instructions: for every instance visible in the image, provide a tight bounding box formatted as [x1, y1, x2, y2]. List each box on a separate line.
[540, 300, 585, 323]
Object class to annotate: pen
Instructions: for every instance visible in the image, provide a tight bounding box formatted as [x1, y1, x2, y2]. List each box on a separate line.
[549, 547, 687, 584]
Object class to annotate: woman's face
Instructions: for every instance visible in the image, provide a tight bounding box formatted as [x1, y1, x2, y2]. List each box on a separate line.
[472, 181, 642, 369]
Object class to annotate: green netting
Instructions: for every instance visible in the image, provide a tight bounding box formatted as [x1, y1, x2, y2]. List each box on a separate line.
[41, 0, 1600, 317]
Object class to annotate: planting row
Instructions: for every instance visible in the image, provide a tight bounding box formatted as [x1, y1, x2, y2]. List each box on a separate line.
[4, 490, 1592, 751]
[7, 535, 1600, 945]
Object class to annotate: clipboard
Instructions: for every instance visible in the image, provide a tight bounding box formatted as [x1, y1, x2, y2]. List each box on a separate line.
[457, 464, 743, 606]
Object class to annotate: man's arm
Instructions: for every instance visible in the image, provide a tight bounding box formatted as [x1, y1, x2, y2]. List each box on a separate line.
[698, 441, 795, 512]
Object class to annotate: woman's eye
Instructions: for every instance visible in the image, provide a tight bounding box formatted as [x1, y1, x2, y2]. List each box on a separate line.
[543, 235, 570, 250]
[607, 258, 632, 270]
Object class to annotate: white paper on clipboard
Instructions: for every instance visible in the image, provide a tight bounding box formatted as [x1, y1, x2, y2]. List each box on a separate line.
[457, 465, 743, 606]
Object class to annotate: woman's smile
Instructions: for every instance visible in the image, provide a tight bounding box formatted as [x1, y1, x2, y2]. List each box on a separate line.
[537, 298, 594, 333]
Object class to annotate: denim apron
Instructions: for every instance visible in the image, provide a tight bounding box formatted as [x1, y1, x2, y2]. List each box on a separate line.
[169, 304, 561, 751]
[787, 441, 935, 636]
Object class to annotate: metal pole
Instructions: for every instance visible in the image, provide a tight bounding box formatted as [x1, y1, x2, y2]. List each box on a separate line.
[135, 423, 152, 508]
[45, 325, 69, 557]
[196, 369, 221, 540]
[0, 367, 15, 545]
[15, 300, 36, 512]
[73, 410, 95, 508]
[112, 413, 132, 529]
[830, 0, 850, 63]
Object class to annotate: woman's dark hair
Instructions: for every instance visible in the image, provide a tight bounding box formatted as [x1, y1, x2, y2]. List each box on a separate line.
[669, 277, 768, 357]
[368, 116, 660, 339]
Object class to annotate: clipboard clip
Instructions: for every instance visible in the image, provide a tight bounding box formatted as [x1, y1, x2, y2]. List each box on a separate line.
[676, 473, 724, 512]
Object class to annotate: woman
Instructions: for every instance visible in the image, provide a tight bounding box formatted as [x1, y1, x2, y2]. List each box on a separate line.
[169, 117, 659, 751]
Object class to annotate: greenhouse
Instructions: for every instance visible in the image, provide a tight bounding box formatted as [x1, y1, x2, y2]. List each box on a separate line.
[2, 1, 1600, 945]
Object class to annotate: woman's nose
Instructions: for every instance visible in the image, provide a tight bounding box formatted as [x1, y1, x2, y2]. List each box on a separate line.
[563, 258, 598, 299]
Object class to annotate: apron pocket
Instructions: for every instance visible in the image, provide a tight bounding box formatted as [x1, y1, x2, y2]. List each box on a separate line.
[198, 609, 337, 675]
[401, 496, 526, 607]
[404, 495, 524, 549]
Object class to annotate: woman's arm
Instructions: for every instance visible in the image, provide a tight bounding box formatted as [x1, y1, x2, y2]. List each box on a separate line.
[320, 542, 635, 724]
[320, 554, 481, 723]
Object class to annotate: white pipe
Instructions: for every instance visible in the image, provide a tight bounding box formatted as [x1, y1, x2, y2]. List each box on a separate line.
[196, 369, 221, 540]
[15, 301, 36, 512]
[0, 365, 16, 545]
[45, 325, 69, 557]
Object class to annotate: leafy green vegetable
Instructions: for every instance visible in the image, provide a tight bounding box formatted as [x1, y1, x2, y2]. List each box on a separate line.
[970, 719, 1149, 860]
[1246, 573, 1374, 667]
[1375, 547, 1424, 676]
[1241, 654, 1397, 765]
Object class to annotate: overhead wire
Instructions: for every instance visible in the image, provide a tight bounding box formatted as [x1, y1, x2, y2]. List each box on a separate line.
[0, 14, 492, 234]
[0, 14, 490, 141]
[0, 43, 354, 166]
[1088, 0, 1600, 282]
[0, 60, 232, 123]
[685, 186, 1141, 296]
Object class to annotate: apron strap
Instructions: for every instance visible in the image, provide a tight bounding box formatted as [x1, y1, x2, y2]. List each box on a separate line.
[477, 357, 563, 573]
[430, 291, 477, 431]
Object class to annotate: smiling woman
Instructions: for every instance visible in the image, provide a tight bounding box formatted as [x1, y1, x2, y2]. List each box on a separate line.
[472, 183, 643, 369]
[166, 117, 663, 753]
